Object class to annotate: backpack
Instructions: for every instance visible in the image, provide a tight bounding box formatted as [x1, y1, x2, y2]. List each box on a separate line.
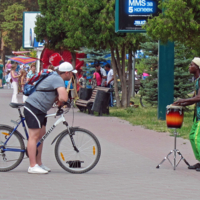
[23, 69, 55, 96]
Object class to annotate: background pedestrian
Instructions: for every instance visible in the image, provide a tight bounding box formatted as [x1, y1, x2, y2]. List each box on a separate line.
[0, 59, 3, 88]
[104, 63, 114, 107]
[94, 63, 107, 86]
[5, 70, 11, 89]
[93, 68, 102, 87]
[27, 63, 37, 82]
[10, 64, 21, 103]
[5, 60, 12, 72]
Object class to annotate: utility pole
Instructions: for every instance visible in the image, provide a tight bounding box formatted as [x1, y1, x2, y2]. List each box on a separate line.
[158, 41, 174, 120]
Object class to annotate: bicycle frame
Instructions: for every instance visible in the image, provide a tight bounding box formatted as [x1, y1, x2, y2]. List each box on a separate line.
[2, 108, 69, 153]
[37, 112, 67, 147]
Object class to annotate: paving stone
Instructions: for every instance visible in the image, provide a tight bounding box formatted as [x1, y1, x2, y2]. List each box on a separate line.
[0, 89, 200, 200]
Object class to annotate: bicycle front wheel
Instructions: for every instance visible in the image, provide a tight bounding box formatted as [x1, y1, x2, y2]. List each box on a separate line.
[0, 126, 25, 172]
[55, 128, 101, 174]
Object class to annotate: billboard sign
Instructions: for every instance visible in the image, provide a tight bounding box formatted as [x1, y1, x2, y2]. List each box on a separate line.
[23, 12, 44, 48]
[115, 0, 160, 32]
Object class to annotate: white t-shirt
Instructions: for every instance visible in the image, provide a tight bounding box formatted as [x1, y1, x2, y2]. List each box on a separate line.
[135, 70, 138, 80]
[107, 69, 114, 85]
[6, 73, 11, 82]
[100, 67, 107, 86]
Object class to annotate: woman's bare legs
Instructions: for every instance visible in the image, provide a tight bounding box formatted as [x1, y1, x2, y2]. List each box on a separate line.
[36, 126, 46, 165]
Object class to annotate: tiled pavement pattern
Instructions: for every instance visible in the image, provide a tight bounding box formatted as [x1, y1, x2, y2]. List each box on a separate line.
[0, 89, 200, 200]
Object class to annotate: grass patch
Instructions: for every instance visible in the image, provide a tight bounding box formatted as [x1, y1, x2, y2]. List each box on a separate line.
[110, 95, 194, 139]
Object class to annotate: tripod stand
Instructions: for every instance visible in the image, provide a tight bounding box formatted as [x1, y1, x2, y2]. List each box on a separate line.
[156, 128, 190, 170]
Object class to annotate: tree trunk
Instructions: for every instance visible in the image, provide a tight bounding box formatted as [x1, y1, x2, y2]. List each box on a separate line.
[71, 52, 76, 68]
[121, 44, 128, 107]
[116, 47, 123, 80]
[1, 37, 5, 67]
[127, 49, 133, 106]
[110, 46, 121, 107]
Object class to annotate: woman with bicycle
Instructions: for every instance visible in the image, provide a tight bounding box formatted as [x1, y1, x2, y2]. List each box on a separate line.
[24, 62, 75, 174]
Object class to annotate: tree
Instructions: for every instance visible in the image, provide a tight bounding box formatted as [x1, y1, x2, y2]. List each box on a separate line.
[21, 0, 39, 11]
[77, 48, 111, 88]
[139, 38, 158, 106]
[144, 0, 200, 52]
[35, 0, 84, 67]
[64, 0, 146, 107]
[174, 43, 194, 100]
[35, 0, 147, 107]
[0, 0, 39, 63]
[1, 3, 26, 51]
[35, 0, 66, 50]
[139, 39, 194, 106]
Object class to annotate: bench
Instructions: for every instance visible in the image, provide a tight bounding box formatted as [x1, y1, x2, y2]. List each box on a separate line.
[76, 86, 111, 115]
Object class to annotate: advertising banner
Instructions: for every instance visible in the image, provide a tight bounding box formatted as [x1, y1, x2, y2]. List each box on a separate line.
[115, 0, 160, 32]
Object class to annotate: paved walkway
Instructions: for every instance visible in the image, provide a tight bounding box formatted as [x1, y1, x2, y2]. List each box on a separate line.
[0, 89, 200, 200]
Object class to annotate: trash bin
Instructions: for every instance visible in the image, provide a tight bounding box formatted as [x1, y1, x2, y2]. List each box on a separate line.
[91, 90, 110, 116]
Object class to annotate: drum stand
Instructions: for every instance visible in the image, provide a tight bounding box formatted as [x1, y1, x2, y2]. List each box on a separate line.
[156, 128, 190, 170]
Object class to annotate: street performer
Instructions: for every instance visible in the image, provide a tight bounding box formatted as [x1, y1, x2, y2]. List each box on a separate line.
[174, 57, 200, 171]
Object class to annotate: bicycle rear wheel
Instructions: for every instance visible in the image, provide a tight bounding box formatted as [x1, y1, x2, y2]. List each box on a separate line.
[140, 95, 154, 107]
[0, 126, 25, 172]
[55, 128, 101, 174]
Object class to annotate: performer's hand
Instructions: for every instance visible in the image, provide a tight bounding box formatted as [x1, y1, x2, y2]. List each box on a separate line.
[173, 99, 185, 106]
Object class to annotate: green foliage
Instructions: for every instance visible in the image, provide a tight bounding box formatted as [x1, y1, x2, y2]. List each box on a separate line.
[77, 48, 111, 87]
[126, 107, 134, 114]
[35, 0, 67, 50]
[140, 39, 194, 106]
[135, 58, 146, 75]
[21, 0, 39, 11]
[77, 48, 111, 63]
[29, 50, 37, 58]
[35, 0, 147, 107]
[0, 1, 39, 51]
[174, 42, 194, 99]
[1, 3, 25, 51]
[144, 0, 200, 52]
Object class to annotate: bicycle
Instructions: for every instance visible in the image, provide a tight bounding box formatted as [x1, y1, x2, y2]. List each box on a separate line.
[0, 102, 101, 173]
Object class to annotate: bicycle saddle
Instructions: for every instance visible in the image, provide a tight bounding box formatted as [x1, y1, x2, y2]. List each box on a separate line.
[9, 103, 25, 109]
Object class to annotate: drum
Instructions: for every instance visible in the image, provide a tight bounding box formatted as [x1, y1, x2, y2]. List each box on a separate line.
[166, 105, 184, 128]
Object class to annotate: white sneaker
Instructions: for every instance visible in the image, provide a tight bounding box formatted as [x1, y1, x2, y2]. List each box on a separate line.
[40, 164, 51, 172]
[28, 164, 48, 174]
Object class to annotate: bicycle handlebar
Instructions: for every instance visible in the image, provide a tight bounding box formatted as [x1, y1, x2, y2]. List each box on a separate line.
[55, 100, 73, 116]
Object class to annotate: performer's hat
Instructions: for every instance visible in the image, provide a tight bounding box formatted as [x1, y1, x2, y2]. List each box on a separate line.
[192, 57, 200, 68]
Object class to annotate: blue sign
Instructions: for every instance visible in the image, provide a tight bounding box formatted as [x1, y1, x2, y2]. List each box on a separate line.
[134, 20, 146, 26]
[33, 38, 44, 48]
[127, 0, 157, 15]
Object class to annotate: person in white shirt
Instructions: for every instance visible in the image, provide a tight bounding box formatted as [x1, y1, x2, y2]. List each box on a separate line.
[105, 64, 114, 86]
[135, 68, 138, 80]
[104, 63, 114, 107]
[94, 63, 107, 86]
[5, 70, 11, 89]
